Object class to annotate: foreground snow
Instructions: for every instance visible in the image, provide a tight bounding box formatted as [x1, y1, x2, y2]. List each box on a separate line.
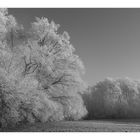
[2, 120, 140, 132]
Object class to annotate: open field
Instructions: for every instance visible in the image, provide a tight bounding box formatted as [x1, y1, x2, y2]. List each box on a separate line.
[2, 120, 140, 132]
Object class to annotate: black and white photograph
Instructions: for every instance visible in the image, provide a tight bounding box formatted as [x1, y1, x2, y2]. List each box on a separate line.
[1, 1, 140, 135]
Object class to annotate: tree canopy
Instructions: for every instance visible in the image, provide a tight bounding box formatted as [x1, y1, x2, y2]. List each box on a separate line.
[0, 8, 87, 127]
[83, 78, 140, 119]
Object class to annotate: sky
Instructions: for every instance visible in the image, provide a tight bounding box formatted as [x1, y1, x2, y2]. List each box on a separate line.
[8, 8, 140, 85]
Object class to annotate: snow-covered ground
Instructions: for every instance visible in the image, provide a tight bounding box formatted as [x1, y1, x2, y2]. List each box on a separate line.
[2, 120, 140, 132]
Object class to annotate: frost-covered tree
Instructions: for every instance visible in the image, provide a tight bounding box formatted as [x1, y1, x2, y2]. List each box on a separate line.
[0, 9, 87, 127]
[83, 78, 122, 118]
[116, 78, 140, 117]
[83, 78, 140, 119]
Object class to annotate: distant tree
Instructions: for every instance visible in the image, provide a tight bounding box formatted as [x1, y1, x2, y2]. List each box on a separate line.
[0, 9, 87, 127]
[116, 78, 140, 117]
[83, 78, 140, 119]
[85, 78, 122, 118]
